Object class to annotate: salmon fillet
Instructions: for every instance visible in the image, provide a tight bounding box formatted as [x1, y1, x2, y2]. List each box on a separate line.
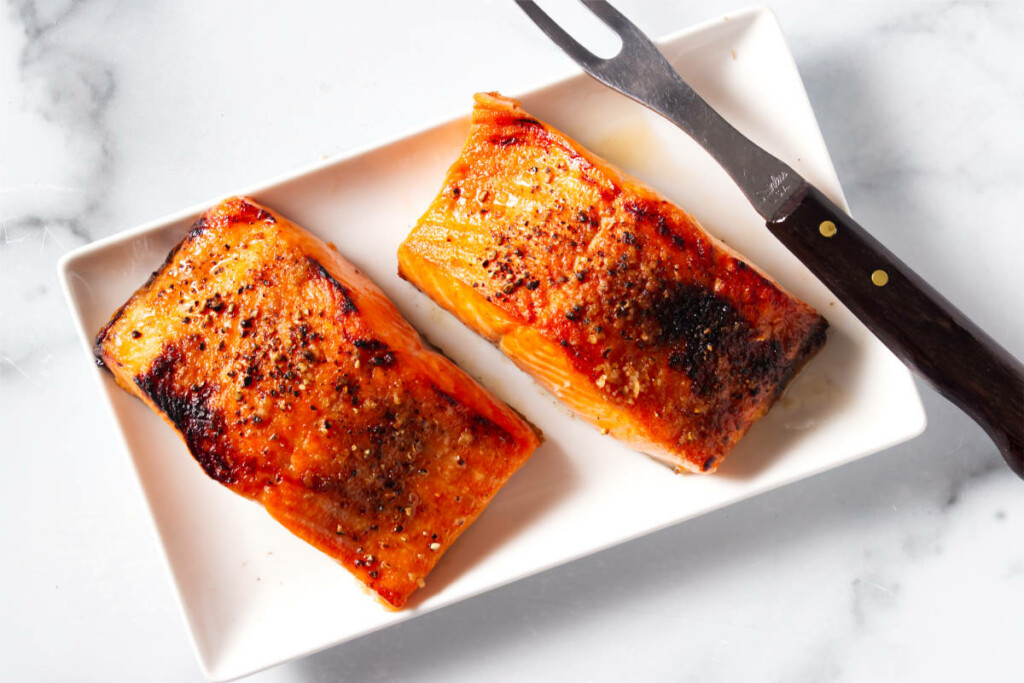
[94, 196, 540, 608]
[398, 93, 826, 474]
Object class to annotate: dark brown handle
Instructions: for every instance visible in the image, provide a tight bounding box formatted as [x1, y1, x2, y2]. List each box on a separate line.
[768, 184, 1024, 477]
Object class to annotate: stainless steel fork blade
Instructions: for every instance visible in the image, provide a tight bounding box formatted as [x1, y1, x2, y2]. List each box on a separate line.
[515, 0, 804, 219]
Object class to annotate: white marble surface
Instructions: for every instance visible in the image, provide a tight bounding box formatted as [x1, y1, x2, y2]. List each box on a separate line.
[2, 0, 1022, 680]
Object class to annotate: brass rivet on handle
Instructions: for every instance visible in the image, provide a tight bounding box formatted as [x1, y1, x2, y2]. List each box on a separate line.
[871, 269, 889, 287]
[818, 220, 837, 238]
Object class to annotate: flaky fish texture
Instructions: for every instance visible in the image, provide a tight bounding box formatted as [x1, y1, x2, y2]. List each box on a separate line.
[398, 93, 826, 474]
[94, 196, 540, 608]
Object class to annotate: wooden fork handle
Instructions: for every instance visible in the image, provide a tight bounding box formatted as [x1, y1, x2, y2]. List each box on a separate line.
[768, 184, 1024, 476]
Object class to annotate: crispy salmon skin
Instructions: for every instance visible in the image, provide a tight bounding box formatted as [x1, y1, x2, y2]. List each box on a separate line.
[398, 93, 826, 474]
[94, 196, 540, 609]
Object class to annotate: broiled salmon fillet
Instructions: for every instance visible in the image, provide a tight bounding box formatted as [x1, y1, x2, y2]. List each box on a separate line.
[398, 93, 826, 474]
[94, 196, 540, 608]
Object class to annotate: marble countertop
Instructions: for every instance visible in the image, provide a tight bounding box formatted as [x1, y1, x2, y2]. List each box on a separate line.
[2, 1, 1022, 680]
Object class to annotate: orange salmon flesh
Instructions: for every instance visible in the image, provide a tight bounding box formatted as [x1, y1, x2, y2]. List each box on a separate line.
[94, 197, 540, 608]
[398, 93, 827, 474]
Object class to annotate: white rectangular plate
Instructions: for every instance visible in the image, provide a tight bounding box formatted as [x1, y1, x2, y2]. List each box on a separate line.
[59, 7, 924, 681]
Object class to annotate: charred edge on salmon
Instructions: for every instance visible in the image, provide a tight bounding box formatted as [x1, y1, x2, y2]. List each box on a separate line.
[353, 338, 396, 368]
[307, 257, 359, 314]
[94, 314, 124, 369]
[92, 216, 206, 369]
[766, 316, 829, 404]
[186, 215, 211, 240]
[134, 343, 238, 484]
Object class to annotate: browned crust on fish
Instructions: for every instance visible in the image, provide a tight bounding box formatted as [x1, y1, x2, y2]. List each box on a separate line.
[399, 92, 826, 473]
[95, 196, 540, 608]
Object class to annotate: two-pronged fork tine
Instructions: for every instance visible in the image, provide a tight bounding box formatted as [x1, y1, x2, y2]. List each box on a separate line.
[514, 0, 673, 90]
[515, 1, 604, 70]
[515, 1, 652, 63]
